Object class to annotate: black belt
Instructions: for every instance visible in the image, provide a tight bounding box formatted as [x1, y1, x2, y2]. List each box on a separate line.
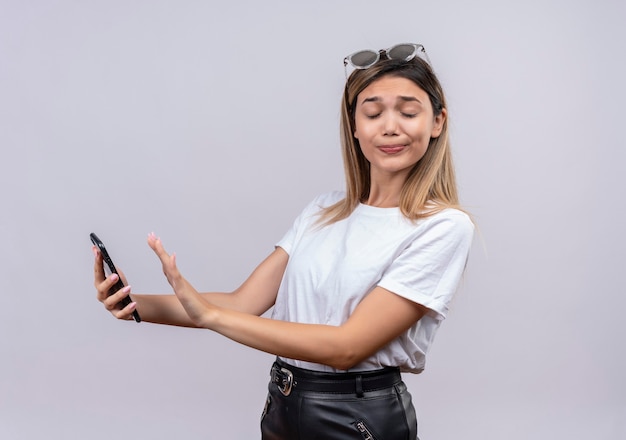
[270, 358, 401, 397]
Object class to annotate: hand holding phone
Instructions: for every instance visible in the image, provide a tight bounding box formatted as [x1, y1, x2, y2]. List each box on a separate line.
[90, 232, 141, 323]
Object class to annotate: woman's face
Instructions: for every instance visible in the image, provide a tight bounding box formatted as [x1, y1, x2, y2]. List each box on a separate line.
[353, 75, 446, 182]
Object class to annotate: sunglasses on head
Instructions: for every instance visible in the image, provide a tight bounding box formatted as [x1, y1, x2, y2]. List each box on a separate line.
[343, 43, 431, 78]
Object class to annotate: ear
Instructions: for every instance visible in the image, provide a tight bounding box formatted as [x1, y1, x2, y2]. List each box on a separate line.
[353, 128, 359, 139]
[431, 108, 447, 138]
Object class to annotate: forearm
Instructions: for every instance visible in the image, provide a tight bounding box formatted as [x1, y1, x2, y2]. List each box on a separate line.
[132, 293, 199, 327]
[203, 287, 425, 371]
[209, 308, 354, 369]
[136, 275, 349, 365]
[134, 294, 353, 367]
[132, 290, 254, 327]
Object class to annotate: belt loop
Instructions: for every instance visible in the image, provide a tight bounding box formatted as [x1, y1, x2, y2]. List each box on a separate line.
[355, 375, 364, 397]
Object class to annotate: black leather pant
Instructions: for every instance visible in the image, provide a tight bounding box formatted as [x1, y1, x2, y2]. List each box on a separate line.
[260, 361, 418, 440]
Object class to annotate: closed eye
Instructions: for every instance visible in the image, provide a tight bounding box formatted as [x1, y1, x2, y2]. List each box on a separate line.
[365, 113, 382, 119]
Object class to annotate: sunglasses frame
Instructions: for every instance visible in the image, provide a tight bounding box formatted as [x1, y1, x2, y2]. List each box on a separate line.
[343, 43, 431, 78]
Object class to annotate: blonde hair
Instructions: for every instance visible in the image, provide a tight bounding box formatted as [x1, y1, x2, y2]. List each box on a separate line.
[319, 57, 461, 225]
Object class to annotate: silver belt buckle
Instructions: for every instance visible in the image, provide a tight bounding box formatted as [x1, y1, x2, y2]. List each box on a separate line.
[277, 367, 294, 396]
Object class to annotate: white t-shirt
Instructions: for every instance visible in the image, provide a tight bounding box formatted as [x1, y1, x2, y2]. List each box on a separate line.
[272, 191, 474, 373]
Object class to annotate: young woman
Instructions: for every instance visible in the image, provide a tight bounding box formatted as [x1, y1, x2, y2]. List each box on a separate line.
[93, 43, 474, 439]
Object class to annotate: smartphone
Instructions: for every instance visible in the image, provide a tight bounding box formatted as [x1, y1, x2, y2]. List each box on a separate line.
[90, 232, 141, 323]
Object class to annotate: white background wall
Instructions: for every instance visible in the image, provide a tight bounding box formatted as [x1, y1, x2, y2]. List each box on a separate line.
[1, 0, 624, 438]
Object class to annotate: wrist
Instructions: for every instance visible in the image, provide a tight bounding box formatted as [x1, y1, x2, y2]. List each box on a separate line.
[200, 305, 222, 330]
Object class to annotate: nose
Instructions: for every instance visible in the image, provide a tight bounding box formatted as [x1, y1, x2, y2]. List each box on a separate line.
[382, 114, 399, 136]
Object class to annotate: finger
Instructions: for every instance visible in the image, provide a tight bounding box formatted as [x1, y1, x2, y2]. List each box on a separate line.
[102, 285, 131, 311]
[95, 273, 121, 303]
[147, 232, 169, 261]
[147, 233, 182, 284]
[112, 299, 137, 321]
[93, 247, 106, 284]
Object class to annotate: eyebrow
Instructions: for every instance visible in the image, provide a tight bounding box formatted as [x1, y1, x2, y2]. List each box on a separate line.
[399, 96, 422, 103]
[362, 96, 423, 104]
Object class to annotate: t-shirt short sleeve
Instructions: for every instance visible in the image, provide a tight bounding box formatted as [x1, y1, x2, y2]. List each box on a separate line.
[377, 210, 474, 320]
[276, 191, 344, 255]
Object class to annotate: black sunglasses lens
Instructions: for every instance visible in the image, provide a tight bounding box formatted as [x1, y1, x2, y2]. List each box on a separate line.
[387, 44, 416, 61]
[350, 50, 379, 68]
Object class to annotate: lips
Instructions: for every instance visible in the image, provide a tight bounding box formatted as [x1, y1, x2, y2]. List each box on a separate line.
[378, 145, 406, 154]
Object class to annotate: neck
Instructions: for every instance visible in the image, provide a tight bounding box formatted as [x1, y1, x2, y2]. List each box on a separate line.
[363, 170, 407, 208]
